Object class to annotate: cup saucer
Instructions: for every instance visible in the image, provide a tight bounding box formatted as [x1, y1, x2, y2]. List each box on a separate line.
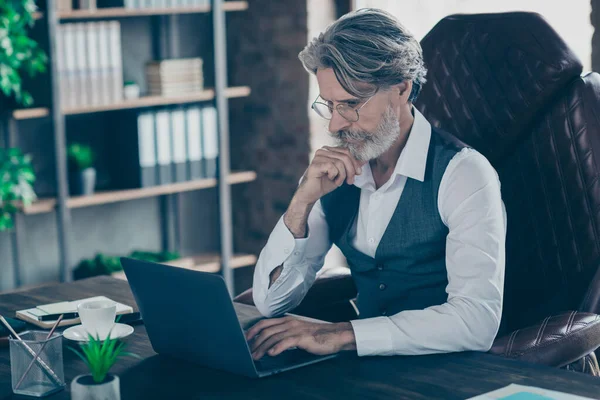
[63, 323, 134, 342]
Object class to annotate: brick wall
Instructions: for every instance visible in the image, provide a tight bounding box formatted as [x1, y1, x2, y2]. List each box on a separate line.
[227, 0, 311, 255]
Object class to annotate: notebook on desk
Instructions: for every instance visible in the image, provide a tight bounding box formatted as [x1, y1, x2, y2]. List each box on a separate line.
[15, 296, 133, 329]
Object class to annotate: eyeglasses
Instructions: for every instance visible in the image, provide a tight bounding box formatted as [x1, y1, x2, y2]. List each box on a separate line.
[311, 94, 375, 123]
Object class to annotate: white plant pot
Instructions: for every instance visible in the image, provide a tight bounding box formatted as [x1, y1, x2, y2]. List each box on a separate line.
[79, 167, 96, 196]
[71, 374, 120, 400]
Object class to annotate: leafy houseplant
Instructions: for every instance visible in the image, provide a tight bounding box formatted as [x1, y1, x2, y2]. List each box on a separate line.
[67, 143, 96, 196]
[69, 332, 138, 400]
[0, 0, 48, 108]
[73, 250, 180, 280]
[0, 147, 36, 231]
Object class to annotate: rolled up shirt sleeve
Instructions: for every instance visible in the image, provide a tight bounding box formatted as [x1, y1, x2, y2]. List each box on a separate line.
[253, 199, 333, 317]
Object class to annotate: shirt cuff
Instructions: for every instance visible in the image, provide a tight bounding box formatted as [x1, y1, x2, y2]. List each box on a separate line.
[350, 317, 395, 356]
[267, 215, 311, 272]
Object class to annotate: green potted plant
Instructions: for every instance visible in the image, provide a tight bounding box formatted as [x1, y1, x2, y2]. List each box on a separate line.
[0, 0, 48, 109]
[69, 333, 137, 400]
[67, 143, 96, 196]
[0, 147, 36, 231]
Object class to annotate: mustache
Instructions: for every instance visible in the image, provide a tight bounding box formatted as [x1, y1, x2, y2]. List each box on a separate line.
[330, 128, 372, 142]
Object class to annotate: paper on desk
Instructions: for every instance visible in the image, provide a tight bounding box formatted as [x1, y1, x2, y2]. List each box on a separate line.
[467, 384, 596, 400]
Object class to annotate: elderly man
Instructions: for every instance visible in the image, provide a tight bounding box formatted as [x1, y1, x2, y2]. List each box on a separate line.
[245, 8, 506, 360]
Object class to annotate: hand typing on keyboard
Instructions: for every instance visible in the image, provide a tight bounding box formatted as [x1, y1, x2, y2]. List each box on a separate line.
[245, 316, 357, 360]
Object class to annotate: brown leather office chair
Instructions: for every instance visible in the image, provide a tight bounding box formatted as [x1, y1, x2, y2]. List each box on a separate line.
[235, 12, 600, 375]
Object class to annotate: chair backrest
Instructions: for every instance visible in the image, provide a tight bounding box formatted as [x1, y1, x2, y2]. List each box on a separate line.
[415, 12, 600, 333]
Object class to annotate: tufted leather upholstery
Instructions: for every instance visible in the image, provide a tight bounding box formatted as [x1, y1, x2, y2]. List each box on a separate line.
[414, 11, 600, 373]
[416, 12, 582, 164]
[489, 312, 600, 367]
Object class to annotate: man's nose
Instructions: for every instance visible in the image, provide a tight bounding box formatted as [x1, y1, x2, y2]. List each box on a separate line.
[328, 110, 351, 134]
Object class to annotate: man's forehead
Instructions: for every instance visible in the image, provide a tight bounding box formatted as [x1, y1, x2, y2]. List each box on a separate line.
[315, 68, 369, 102]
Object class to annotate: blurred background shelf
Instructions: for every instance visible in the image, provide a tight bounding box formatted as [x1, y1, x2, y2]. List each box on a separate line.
[12, 108, 50, 120]
[57, 1, 248, 20]
[111, 253, 257, 281]
[62, 86, 251, 115]
[22, 171, 257, 215]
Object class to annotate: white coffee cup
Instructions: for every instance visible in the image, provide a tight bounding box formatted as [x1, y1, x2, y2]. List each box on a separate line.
[77, 300, 116, 340]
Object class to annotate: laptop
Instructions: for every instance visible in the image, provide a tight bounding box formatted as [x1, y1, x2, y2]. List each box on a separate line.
[120, 257, 337, 378]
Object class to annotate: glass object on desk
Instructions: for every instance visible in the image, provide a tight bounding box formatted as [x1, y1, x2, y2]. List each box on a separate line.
[9, 331, 65, 397]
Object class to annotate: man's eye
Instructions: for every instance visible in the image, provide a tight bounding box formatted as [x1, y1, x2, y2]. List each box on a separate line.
[346, 101, 359, 107]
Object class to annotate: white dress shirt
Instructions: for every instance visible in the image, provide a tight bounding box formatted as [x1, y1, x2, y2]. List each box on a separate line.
[252, 107, 507, 357]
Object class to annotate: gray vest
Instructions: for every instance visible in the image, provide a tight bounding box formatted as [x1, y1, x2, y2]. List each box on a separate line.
[321, 127, 464, 319]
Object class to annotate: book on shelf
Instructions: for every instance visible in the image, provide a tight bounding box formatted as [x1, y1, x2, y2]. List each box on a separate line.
[185, 106, 205, 180]
[111, 104, 218, 190]
[85, 22, 100, 106]
[145, 57, 204, 96]
[155, 110, 173, 185]
[202, 106, 219, 179]
[57, 21, 123, 110]
[170, 109, 188, 182]
[112, 111, 157, 189]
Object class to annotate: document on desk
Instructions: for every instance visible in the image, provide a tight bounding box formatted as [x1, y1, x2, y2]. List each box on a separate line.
[467, 384, 596, 400]
[16, 296, 133, 329]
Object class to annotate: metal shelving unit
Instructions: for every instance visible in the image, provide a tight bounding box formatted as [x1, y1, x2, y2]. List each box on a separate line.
[5, 0, 251, 295]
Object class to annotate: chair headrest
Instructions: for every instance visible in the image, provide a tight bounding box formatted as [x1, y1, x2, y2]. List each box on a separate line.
[415, 12, 583, 163]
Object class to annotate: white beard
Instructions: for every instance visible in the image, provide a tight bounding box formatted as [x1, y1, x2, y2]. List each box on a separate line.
[329, 106, 400, 162]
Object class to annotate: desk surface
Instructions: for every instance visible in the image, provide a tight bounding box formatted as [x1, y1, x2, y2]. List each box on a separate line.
[1, 276, 600, 400]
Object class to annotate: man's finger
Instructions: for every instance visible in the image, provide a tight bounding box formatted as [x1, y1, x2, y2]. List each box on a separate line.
[250, 322, 291, 352]
[320, 149, 357, 184]
[267, 337, 301, 357]
[252, 331, 291, 360]
[318, 161, 343, 183]
[323, 146, 363, 173]
[245, 317, 291, 341]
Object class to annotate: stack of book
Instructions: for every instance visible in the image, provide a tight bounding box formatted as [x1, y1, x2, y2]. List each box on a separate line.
[56, 21, 123, 109]
[146, 58, 204, 97]
[113, 105, 219, 189]
[124, 0, 211, 9]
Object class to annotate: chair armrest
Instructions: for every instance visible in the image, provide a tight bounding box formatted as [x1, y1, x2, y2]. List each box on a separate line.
[489, 311, 600, 368]
[233, 271, 357, 322]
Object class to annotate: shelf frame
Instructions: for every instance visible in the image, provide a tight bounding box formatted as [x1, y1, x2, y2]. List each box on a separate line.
[57, 1, 248, 20]
[22, 171, 256, 215]
[62, 86, 250, 115]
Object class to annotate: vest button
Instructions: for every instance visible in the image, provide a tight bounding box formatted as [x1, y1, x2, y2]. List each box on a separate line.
[381, 308, 387, 316]
[379, 283, 387, 291]
[376, 264, 384, 271]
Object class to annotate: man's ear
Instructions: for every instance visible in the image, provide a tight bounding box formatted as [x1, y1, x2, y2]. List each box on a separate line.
[398, 81, 412, 102]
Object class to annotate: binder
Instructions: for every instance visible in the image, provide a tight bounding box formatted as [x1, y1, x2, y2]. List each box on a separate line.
[108, 21, 123, 103]
[155, 110, 173, 185]
[86, 22, 101, 106]
[55, 26, 67, 107]
[202, 106, 219, 179]
[97, 22, 111, 105]
[63, 24, 77, 109]
[138, 112, 158, 187]
[170, 109, 187, 182]
[74, 23, 89, 106]
[185, 106, 204, 180]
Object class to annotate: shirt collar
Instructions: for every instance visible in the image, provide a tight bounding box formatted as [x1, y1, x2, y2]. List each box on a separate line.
[354, 107, 431, 189]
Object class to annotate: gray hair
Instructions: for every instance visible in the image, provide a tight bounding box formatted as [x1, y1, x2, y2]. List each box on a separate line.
[298, 8, 427, 102]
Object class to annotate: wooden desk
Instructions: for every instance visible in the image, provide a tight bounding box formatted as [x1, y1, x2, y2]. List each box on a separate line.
[1, 276, 600, 400]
